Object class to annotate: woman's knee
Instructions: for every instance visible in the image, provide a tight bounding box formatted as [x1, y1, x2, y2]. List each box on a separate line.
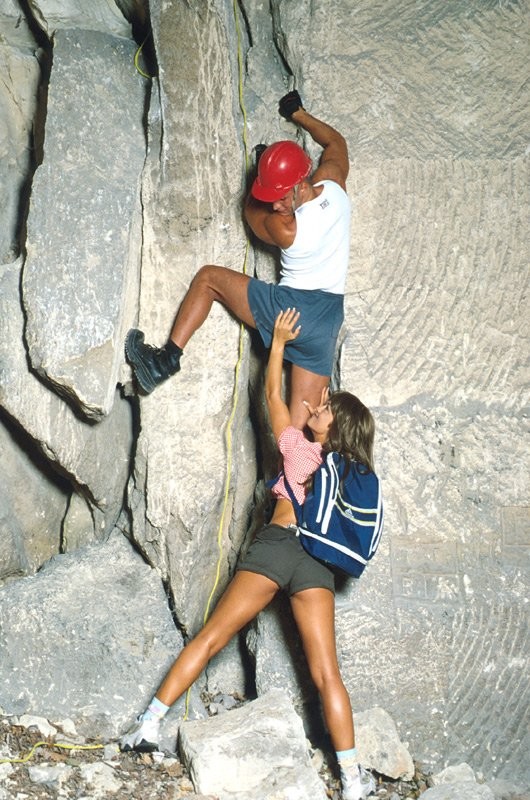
[309, 662, 344, 694]
[193, 622, 232, 662]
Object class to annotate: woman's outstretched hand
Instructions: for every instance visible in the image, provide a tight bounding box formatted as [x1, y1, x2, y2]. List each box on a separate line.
[303, 386, 330, 418]
[272, 308, 301, 346]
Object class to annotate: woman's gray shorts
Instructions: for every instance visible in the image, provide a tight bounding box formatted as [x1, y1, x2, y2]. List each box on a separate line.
[247, 280, 344, 377]
[237, 524, 335, 596]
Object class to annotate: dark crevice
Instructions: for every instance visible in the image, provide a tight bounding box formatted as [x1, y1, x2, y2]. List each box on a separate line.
[120, 0, 159, 79]
[237, 0, 252, 48]
[131, 23, 158, 81]
[269, 0, 294, 79]
[0, 406, 71, 497]
[14, 0, 52, 258]
[16, 0, 49, 50]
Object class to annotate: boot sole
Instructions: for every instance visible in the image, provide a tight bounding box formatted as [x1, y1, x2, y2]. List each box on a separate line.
[124, 329, 157, 394]
[120, 737, 159, 754]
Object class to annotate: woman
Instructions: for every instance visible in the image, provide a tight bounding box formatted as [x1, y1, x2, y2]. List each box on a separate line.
[121, 309, 376, 800]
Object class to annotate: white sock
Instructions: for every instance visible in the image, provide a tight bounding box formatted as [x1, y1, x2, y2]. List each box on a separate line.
[142, 696, 169, 721]
[337, 747, 359, 769]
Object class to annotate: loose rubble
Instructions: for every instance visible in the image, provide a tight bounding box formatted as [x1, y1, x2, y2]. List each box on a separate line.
[0, 706, 431, 800]
[4, 702, 526, 800]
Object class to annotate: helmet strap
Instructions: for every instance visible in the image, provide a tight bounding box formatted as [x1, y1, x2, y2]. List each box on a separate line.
[292, 183, 300, 212]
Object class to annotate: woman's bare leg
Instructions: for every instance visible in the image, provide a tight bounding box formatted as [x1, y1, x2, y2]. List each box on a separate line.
[289, 365, 329, 430]
[156, 571, 278, 706]
[289, 587, 355, 751]
[170, 266, 255, 349]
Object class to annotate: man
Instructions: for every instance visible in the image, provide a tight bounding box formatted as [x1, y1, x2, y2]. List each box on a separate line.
[125, 91, 350, 429]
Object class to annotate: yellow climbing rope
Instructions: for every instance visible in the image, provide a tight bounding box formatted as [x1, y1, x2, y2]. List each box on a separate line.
[183, 0, 251, 720]
[0, 740, 104, 765]
[134, 31, 153, 79]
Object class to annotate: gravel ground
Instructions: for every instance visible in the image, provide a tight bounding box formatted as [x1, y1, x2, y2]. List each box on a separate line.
[0, 717, 430, 800]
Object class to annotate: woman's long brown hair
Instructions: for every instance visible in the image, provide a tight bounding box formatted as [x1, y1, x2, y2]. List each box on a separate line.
[323, 391, 375, 474]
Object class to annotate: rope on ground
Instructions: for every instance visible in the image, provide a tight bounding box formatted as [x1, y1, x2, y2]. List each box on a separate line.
[0, 740, 104, 765]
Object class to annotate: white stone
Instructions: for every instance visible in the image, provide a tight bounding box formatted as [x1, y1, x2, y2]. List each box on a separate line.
[125, 0, 259, 634]
[27, 763, 72, 788]
[0, 533, 205, 742]
[23, 28, 146, 419]
[486, 778, 530, 799]
[78, 762, 122, 795]
[14, 715, 57, 738]
[0, 763, 14, 780]
[179, 689, 328, 800]
[0, 259, 132, 544]
[432, 762, 477, 785]
[52, 718, 78, 737]
[103, 743, 120, 760]
[355, 707, 415, 780]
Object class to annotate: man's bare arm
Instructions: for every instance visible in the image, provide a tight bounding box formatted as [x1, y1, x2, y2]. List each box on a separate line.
[244, 195, 296, 248]
[290, 108, 349, 189]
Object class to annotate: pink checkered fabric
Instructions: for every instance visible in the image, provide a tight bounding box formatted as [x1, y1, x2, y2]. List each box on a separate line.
[271, 426, 323, 505]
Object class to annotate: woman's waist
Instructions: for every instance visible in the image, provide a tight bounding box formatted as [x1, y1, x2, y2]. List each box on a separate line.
[269, 498, 297, 528]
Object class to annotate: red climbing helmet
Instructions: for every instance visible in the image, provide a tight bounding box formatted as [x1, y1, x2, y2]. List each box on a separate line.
[251, 141, 312, 202]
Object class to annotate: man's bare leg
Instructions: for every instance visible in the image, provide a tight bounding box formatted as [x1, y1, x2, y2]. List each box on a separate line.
[126, 265, 254, 393]
[289, 364, 329, 430]
[128, 265, 329, 406]
[170, 265, 255, 348]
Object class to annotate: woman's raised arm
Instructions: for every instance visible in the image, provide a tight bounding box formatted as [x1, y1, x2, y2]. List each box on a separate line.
[265, 309, 301, 441]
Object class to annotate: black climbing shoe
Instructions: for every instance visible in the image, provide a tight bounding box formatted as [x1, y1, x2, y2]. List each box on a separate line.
[125, 329, 182, 394]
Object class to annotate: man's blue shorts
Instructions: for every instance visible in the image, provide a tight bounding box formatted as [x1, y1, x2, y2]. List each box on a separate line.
[247, 280, 344, 377]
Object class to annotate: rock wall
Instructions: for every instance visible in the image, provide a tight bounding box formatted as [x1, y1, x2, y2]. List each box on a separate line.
[0, 0, 528, 786]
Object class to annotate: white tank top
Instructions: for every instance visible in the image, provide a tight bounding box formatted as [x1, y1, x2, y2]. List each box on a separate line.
[279, 180, 351, 294]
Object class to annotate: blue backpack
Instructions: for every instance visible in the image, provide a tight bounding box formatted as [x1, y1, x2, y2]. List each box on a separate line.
[283, 452, 384, 578]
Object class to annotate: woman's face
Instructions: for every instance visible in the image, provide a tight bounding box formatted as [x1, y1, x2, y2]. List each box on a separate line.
[307, 401, 333, 439]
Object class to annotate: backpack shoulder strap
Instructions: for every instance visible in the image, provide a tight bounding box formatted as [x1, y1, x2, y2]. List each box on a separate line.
[268, 470, 304, 523]
[282, 473, 303, 522]
[265, 472, 282, 490]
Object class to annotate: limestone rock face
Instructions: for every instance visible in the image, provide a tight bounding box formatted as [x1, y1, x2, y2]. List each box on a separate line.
[247, 0, 529, 785]
[419, 784, 495, 800]
[125, 0, 259, 634]
[22, 27, 146, 419]
[26, 0, 132, 37]
[0, 412, 67, 582]
[354, 707, 415, 780]
[0, 258, 132, 551]
[0, 0, 528, 788]
[0, 533, 189, 738]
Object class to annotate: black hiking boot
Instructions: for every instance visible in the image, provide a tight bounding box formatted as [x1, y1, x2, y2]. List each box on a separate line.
[125, 329, 182, 394]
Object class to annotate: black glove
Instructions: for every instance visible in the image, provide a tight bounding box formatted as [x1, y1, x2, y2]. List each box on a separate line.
[278, 90, 304, 119]
[254, 143, 267, 166]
